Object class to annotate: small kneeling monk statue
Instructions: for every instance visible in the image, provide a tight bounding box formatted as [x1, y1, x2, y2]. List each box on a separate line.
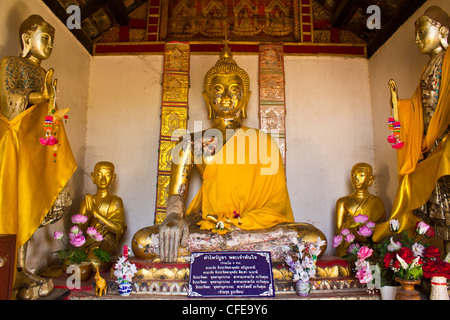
[79, 161, 127, 271]
[133, 43, 326, 262]
[335, 162, 386, 257]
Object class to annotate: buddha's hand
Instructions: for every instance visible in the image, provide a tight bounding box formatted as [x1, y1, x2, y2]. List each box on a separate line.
[388, 79, 398, 110]
[159, 212, 189, 262]
[42, 68, 55, 101]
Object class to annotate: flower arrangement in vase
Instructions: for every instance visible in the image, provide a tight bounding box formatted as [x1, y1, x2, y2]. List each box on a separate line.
[284, 237, 326, 297]
[113, 245, 137, 296]
[53, 213, 110, 279]
[374, 220, 438, 300]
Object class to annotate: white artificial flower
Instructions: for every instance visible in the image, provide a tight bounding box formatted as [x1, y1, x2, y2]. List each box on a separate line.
[415, 221, 430, 235]
[316, 237, 326, 248]
[389, 219, 399, 232]
[412, 243, 425, 257]
[396, 254, 409, 270]
[410, 256, 421, 268]
[302, 256, 314, 269]
[387, 237, 402, 252]
[300, 270, 310, 282]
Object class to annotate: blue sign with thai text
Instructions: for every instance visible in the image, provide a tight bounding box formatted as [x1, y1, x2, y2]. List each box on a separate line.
[188, 251, 274, 297]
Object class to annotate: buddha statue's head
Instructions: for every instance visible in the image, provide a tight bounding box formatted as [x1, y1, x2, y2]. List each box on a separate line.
[415, 6, 450, 55]
[350, 162, 374, 192]
[91, 161, 116, 191]
[202, 42, 251, 123]
[19, 15, 55, 62]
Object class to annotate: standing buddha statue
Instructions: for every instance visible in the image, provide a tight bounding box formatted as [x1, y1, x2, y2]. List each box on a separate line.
[0, 15, 76, 299]
[133, 42, 326, 263]
[373, 6, 450, 256]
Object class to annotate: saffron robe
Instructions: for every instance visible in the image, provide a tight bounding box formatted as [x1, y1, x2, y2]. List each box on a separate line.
[185, 127, 294, 230]
[0, 102, 77, 248]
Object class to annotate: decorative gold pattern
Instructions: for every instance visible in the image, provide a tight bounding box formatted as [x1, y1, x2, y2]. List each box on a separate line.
[258, 43, 286, 167]
[155, 42, 190, 224]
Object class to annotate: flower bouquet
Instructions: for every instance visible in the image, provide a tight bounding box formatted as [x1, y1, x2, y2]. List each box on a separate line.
[377, 220, 436, 282]
[332, 213, 376, 258]
[284, 237, 326, 296]
[113, 245, 137, 296]
[53, 214, 110, 265]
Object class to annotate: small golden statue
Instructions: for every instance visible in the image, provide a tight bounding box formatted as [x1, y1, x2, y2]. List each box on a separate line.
[133, 42, 326, 262]
[335, 163, 385, 257]
[94, 267, 107, 297]
[0, 15, 76, 300]
[373, 7, 450, 256]
[79, 161, 127, 271]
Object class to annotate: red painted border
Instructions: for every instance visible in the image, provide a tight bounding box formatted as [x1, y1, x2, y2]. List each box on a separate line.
[95, 43, 366, 57]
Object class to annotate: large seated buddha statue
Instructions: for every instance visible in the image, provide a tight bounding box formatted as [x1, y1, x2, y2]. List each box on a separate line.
[132, 43, 326, 262]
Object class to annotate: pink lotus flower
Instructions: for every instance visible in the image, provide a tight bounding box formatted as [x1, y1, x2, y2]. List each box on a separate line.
[365, 221, 375, 228]
[93, 233, 104, 242]
[357, 225, 373, 237]
[332, 235, 343, 248]
[347, 243, 360, 254]
[70, 226, 80, 235]
[70, 234, 86, 247]
[353, 214, 369, 224]
[53, 231, 64, 240]
[340, 228, 350, 236]
[86, 227, 98, 236]
[71, 214, 88, 225]
[345, 233, 355, 243]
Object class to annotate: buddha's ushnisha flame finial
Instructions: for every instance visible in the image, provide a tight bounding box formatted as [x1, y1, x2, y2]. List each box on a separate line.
[220, 31, 232, 59]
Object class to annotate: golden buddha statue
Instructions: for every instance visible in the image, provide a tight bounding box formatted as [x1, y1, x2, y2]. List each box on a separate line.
[0, 15, 76, 299]
[132, 43, 326, 263]
[335, 163, 385, 257]
[373, 6, 450, 256]
[79, 161, 127, 271]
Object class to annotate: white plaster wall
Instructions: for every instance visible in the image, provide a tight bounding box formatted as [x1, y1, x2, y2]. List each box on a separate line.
[0, 0, 91, 272]
[369, 0, 450, 217]
[87, 53, 374, 255]
[285, 56, 374, 249]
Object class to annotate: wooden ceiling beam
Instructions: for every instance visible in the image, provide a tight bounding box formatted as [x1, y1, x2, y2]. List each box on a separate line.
[366, 0, 427, 57]
[104, 0, 130, 26]
[80, 0, 106, 21]
[331, 0, 358, 28]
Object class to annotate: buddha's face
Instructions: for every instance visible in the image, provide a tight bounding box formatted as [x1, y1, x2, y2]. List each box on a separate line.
[351, 165, 373, 191]
[415, 19, 444, 55]
[208, 74, 245, 118]
[91, 165, 115, 190]
[25, 26, 54, 60]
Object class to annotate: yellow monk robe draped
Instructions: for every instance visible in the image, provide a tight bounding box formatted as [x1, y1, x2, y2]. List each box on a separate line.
[0, 102, 77, 248]
[373, 50, 450, 242]
[186, 126, 294, 230]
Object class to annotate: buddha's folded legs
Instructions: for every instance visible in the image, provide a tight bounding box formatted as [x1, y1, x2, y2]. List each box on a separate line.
[132, 223, 326, 262]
